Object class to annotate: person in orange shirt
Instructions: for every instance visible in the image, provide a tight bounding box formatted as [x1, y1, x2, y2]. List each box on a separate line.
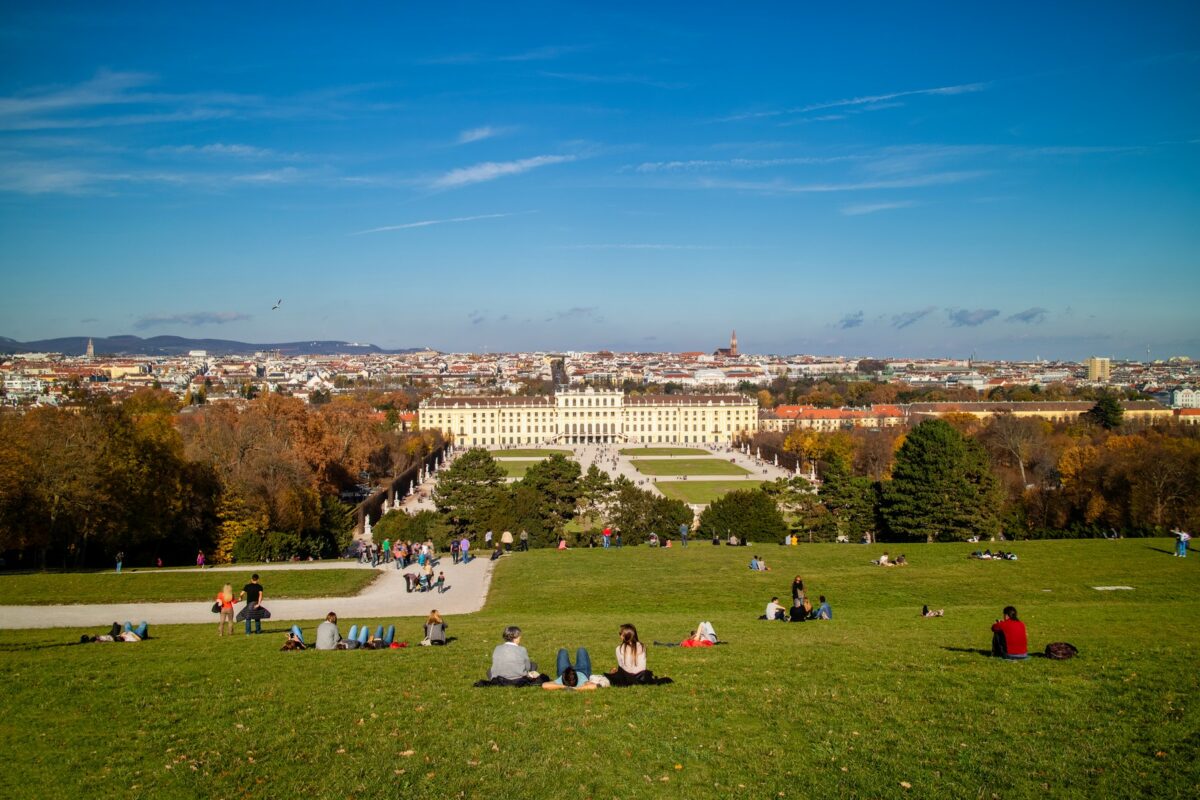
[215, 583, 235, 636]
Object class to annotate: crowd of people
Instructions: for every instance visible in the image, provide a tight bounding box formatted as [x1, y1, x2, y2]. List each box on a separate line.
[478, 623, 673, 689]
[280, 609, 450, 651]
[970, 549, 1018, 561]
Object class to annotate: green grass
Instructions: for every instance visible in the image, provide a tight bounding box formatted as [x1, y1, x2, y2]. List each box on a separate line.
[488, 448, 572, 458]
[500, 459, 551, 477]
[657, 480, 764, 504]
[618, 447, 711, 456]
[0, 540, 1198, 799]
[630, 457, 750, 476]
[0, 568, 378, 605]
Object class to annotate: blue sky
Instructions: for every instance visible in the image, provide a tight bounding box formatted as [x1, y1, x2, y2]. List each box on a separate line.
[1, 2, 1197, 359]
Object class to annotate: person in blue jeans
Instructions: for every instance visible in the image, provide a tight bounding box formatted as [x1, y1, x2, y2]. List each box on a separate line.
[122, 621, 149, 638]
[542, 647, 598, 691]
[240, 574, 265, 634]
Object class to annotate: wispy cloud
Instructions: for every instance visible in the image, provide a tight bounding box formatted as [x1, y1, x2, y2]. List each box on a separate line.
[456, 125, 511, 144]
[1006, 307, 1049, 324]
[697, 171, 985, 194]
[468, 310, 487, 325]
[352, 211, 528, 235]
[630, 156, 861, 173]
[149, 143, 292, 159]
[134, 311, 250, 330]
[840, 200, 916, 216]
[718, 82, 987, 122]
[421, 45, 589, 65]
[557, 243, 717, 251]
[539, 72, 686, 89]
[892, 306, 938, 329]
[837, 311, 864, 329]
[947, 308, 1000, 327]
[430, 154, 576, 189]
[544, 306, 604, 323]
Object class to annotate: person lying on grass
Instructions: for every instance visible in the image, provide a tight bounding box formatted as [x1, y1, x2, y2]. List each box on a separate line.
[991, 605, 1029, 660]
[81, 621, 149, 642]
[542, 648, 605, 690]
[922, 605, 945, 617]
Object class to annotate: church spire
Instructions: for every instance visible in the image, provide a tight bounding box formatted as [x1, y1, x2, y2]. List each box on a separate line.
[730, 329, 738, 356]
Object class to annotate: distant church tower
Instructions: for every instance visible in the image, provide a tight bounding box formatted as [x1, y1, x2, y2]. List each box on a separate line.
[729, 330, 738, 357]
[85, 337, 95, 359]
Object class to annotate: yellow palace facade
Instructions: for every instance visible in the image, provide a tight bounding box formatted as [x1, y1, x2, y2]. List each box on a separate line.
[418, 387, 758, 446]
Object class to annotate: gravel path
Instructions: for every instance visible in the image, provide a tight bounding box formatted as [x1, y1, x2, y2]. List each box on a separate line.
[0, 554, 498, 630]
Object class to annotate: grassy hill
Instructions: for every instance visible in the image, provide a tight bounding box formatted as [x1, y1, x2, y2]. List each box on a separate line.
[0, 539, 1195, 799]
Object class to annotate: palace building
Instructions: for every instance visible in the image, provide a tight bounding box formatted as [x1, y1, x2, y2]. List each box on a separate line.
[418, 386, 758, 446]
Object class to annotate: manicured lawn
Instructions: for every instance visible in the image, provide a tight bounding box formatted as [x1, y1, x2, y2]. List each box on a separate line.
[657, 480, 764, 505]
[630, 457, 750, 476]
[500, 459, 547, 477]
[618, 447, 711, 456]
[0, 540, 1197, 799]
[489, 448, 572, 458]
[0, 568, 378, 606]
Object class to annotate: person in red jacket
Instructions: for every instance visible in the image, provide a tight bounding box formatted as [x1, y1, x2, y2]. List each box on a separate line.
[991, 606, 1028, 659]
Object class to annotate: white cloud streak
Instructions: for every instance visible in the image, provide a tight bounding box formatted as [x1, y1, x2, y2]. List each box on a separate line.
[456, 126, 505, 144]
[631, 156, 862, 173]
[352, 212, 527, 235]
[840, 200, 916, 216]
[430, 154, 576, 188]
[718, 82, 987, 122]
[697, 171, 986, 194]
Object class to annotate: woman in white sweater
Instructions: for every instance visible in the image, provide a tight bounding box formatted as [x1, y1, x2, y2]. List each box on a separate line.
[614, 623, 647, 674]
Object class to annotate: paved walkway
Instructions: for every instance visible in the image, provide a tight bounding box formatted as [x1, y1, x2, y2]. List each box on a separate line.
[0, 554, 498, 630]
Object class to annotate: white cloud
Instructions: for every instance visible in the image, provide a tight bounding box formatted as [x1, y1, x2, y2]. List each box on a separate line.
[697, 171, 985, 194]
[150, 143, 287, 159]
[352, 212, 527, 235]
[840, 200, 916, 216]
[717, 81, 987, 122]
[456, 125, 512, 145]
[430, 154, 576, 189]
[632, 156, 862, 173]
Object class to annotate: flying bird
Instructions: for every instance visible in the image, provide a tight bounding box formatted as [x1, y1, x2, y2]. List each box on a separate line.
[272, 299, 282, 310]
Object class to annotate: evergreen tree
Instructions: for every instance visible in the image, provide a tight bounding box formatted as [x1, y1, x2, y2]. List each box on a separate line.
[818, 454, 876, 541]
[1085, 393, 1124, 430]
[432, 448, 506, 534]
[519, 454, 582, 532]
[699, 489, 788, 543]
[880, 419, 1002, 542]
[609, 479, 692, 545]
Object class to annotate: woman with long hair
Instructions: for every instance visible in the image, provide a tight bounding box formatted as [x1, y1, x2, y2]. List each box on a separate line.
[424, 609, 447, 645]
[791, 575, 805, 604]
[615, 623, 646, 675]
[215, 583, 235, 636]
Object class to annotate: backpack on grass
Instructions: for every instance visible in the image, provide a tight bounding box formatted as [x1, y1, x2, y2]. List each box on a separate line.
[1044, 642, 1078, 660]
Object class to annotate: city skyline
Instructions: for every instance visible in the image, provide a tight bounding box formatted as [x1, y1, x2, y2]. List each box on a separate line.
[1, 3, 1198, 360]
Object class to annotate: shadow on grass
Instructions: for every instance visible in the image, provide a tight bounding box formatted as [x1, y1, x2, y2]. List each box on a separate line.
[942, 646, 1049, 660]
[1144, 545, 1177, 556]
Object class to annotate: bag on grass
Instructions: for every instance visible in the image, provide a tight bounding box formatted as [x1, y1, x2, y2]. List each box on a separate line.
[1044, 642, 1078, 660]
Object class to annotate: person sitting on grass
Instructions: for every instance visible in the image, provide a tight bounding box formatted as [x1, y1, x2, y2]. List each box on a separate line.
[282, 629, 306, 650]
[542, 648, 603, 690]
[315, 612, 340, 650]
[765, 596, 786, 621]
[921, 605, 945, 617]
[876, 552, 891, 566]
[607, 624, 672, 685]
[789, 597, 811, 622]
[812, 596, 832, 620]
[488, 626, 543, 681]
[991, 605, 1029, 660]
[490, 544, 503, 561]
[424, 610, 447, 645]
[894, 554, 908, 566]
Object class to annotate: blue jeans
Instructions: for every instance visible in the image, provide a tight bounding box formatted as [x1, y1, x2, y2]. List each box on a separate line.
[1179, 540, 1189, 557]
[556, 647, 592, 681]
[603, 537, 609, 548]
[374, 625, 395, 645]
[123, 621, 148, 638]
[245, 606, 261, 634]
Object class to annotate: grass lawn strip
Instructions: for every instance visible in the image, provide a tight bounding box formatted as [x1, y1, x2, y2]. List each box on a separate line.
[0, 540, 1195, 799]
[500, 459, 550, 478]
[630, 457, 750, 476]
[488, 449, 572, 458]
[657, 480, 764, 505]
[0, 569, 378, 606]
[618, 447, 711, 456]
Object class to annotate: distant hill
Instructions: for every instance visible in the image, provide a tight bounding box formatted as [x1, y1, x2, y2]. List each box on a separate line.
[0, 335, 427, 357]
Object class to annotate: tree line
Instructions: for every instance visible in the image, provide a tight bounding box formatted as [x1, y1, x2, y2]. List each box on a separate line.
[740, 401, 1199, 542]
[0, 390, 444, 568]
[374, 450, 692, 549]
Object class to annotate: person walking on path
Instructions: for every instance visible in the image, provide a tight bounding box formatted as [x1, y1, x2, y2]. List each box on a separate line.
[679, 523, 689, 548]
[501, 530, 514, 552]
[215, 583, 236, 636]
[519, 529, 529, 551]
[485, 530, 494, 549]
[115, 551, 124, 574]
[602, 527, 612, 549]
[240, 574, 265, 635]
[451, 538, 460, 564]
[461, 536, 471, 564]
[196, 550, 206, 569]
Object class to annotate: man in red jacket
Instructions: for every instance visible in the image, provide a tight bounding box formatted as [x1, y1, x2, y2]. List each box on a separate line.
[991, 606, 1029, 659]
